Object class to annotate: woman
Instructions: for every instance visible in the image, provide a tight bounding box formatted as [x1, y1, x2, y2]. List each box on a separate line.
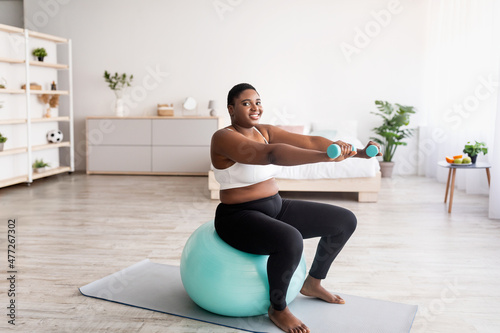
[211, 83, 381, 333]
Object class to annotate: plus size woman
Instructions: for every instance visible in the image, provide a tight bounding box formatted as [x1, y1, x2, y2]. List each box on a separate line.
[211, 83, 381, 333]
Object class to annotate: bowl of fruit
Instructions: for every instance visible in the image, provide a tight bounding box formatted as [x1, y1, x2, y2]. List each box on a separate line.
[445, 155, 472, 165]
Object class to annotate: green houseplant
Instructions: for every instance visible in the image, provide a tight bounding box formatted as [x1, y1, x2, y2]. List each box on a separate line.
[32, 48, 47, 61]
[0, 132, 7, 152]
[32, 158, 50, 173]
[103, 71, 134, 91]
[103, 71, 134, 117]
[463, 141, 488, 164]
[370, 100, 416, 177]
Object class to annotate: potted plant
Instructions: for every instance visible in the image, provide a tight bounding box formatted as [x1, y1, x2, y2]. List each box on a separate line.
[0, 132, 7, 152]
[32, 48, 48, 62]
[463, 141, 488, 164]
[32, 158, 50, 173]
[370, 100, 416, 178]
[103, 71, 134, 117]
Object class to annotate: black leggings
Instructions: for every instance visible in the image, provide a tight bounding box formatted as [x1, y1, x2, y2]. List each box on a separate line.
[214, 193, 357, 311]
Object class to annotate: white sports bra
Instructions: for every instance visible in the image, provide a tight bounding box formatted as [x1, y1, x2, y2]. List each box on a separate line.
[213, 127, 282, 190]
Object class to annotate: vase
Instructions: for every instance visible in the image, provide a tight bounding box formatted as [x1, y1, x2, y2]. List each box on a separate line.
[0, 142, 4, 151]
[114, 90, 124, 117]
[0, 77, 7, 89]
[379, 161, 395, 178]
[44, 104, 52, 118]
[33, 167, 46, 173]
[469, 155, 477, 164]
[37, 56, 44, 62]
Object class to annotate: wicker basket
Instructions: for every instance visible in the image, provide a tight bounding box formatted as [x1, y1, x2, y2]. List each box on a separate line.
[157, 104, 174, 116]
[21, 83, 42, 90]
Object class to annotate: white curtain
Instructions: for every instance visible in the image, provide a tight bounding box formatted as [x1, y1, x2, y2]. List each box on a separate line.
[420, 0, 500, 202]
[489, 66, 500, 219]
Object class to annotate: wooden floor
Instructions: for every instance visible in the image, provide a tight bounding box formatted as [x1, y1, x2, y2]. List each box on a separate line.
[0, 173, 499, 333]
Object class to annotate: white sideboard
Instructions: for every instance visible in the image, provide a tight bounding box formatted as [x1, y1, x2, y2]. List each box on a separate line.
[86, 116, 221, 175]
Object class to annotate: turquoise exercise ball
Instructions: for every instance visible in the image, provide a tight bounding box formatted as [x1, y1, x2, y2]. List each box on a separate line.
[180, 221, 307, 317]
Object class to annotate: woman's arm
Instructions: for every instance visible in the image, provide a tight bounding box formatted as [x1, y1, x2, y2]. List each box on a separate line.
[260, 124, 332, 151]
[259, 124, 382, 159]
[210, 128, 355, 169]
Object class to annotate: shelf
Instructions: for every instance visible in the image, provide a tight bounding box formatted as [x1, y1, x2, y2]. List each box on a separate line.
[0, 117, 70, 125]
[30, 61, 69, 70]
[0, 167, 72, 187]
[33, 142, 70, 151]
[30, 90, 69, 95]
[0, 89, 69, 95]
[0, 89, 25, 94]
[28, 30, 68, 43]
[32, 116, 70, 123]
[0, 147, 27, 156]
[0, 24, 23, 34]
[0, 175, 29, 188]
[0, 58, 68, 69]
[0, 143, 70, 156]
[32, 166, 71, 180]
[0, 57, 24, 64]
[0, 118, 26, 125]
[0, 142, 69, 156]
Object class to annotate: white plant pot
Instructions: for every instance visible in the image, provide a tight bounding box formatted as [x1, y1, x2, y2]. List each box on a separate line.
[379, 161, 395, 178]
[33, 167, 46, 173]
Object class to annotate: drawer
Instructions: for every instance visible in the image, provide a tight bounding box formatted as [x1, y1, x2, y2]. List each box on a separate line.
[152, 146, 210, 173]
[152, 118, 217, 146]
[88, 146, 151, 172]
[87, 119, 151, 146]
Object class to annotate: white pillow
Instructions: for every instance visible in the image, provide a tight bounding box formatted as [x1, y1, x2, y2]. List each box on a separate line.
[309, 130, 338, 141]
[311, 120, 358, 138]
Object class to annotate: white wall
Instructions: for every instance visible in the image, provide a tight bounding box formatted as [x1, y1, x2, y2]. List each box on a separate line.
[0, 0, 23, 28]
[21, 0, 427, 172]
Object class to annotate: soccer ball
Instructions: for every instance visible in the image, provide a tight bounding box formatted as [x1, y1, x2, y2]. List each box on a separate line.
[46, 129, 63, 143]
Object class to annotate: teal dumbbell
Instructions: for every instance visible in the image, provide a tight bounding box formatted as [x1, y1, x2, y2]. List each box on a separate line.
[327, 144, 379, 159]
[365, 145, 379, 158]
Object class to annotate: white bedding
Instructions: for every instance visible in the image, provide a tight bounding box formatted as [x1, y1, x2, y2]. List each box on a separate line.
[278, 158, 380, 180]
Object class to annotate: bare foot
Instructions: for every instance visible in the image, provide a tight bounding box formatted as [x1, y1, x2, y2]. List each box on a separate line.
[300, 275, 345, 304]
[268, 306, 310, 333]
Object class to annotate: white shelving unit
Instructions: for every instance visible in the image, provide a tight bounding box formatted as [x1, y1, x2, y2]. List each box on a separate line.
[0, 23, 74, 188]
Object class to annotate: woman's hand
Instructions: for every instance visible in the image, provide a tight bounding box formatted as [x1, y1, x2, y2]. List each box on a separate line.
[355, 141, 383, 159]
[328, 140, 357, 161]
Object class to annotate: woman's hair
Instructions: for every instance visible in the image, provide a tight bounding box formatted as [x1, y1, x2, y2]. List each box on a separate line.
[227, 83, 258, 106]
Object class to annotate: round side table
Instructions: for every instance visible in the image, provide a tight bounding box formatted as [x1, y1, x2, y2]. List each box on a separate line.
[438, 161, 491, 213]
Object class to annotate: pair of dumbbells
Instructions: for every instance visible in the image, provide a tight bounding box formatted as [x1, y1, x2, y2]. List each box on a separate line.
[327, 143, 379, 159]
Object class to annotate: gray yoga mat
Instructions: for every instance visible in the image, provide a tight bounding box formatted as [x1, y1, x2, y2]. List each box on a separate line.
[79, 260, 417, 333]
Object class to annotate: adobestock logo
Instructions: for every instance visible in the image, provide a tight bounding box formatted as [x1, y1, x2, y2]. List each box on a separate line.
[7, 0, 73, 53]
[268, 106, 296, 126]
[24, 0, 73, 31]
[213, 0, 244, 21]
[414, 277, 463, 331]
[110, 65, 170, 117]
[442, 74, 498, 130]
[340, 0, 403, 63]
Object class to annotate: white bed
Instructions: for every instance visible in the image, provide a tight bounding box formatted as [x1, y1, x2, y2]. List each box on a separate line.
[208, 123, 382, 202]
